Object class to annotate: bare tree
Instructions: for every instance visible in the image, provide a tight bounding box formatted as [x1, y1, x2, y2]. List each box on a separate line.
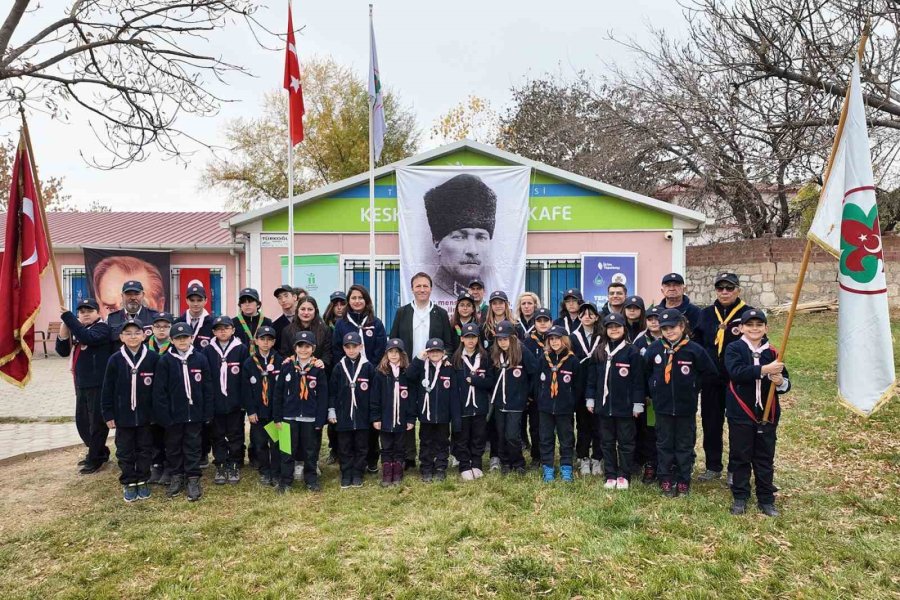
[0, 0, 262, 167]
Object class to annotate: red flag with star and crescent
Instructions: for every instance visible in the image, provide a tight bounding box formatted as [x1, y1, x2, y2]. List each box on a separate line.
[284, 5, 305, 146]
[0, 133, 50, 387]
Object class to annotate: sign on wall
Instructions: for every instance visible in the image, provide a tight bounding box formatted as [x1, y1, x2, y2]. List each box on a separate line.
[580, 253, 638, 309]
[280, 254, 340, 310]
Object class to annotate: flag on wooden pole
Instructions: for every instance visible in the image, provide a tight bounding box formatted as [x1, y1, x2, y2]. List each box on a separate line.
[807, 57, 897, 416]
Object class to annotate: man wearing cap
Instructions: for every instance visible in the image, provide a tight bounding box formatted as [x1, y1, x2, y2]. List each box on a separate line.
[658, 273, 701, 330]
[424, 174, 498, 311]
[232, 288, 273, 354]
[106, 280, 159, 344]
[694, 272, 751, 483]
[272, 284, 299, 350]
[468, 279, 488, 322]
[56, 299, 113, 474]
[390, 272, 453, 468]
[175, 283, 216, 352]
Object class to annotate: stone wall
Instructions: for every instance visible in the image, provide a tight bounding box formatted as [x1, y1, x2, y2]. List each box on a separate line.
[685, 235, 900, 308]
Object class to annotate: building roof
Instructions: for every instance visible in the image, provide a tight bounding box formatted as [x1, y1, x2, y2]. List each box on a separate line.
[227, 139, 710, 229]
[0, 211, 240, 252]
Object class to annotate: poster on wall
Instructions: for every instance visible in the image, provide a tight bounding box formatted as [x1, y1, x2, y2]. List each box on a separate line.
[280, 254, 340, 310]
[581, 253, 638, 308]
[396, 166, 530, 314]
[84, 248, 171, 318]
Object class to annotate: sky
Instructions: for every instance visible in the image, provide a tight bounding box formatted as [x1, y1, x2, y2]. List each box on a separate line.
[3, 0, 689, 212]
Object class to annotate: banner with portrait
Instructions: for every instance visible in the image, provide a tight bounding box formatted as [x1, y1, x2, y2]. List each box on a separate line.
[84, 248, 171, 318]
[396, 166, 530, 314]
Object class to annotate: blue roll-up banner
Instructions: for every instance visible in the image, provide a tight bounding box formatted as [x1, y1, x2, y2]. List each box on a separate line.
[580, 253, 638, 308]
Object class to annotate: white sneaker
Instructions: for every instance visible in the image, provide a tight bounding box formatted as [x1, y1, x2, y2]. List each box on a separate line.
[591, 459, 603, 476]
[616, 477, 629, 490]
[449, 455, 460, 468]
[580, 460, 592, 476]
[460, 469, 475, 481]
[293, 464, 303, 478]
[489, 457, 501, 471]
[604, 478, 617, 489]
[472, 468, 484, 479]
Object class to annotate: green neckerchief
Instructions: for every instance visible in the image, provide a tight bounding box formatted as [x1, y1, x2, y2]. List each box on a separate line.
[236, 310, 263, 354]
[148, 336, 171, 355]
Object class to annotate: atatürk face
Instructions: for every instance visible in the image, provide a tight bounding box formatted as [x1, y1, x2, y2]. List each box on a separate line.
[434, 227, 491, 282]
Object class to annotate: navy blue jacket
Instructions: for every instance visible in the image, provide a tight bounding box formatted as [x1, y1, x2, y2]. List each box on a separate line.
[643, 337, 718, 417]
[725, 337, 791, 425]
[585, 343, 645, 418]
[475, 350, 539, 413]
[371, 368, 417, 433]
[694, 299, 752, 377]
[272, 314, 293, 352]
[553, 314, 582, 336]
[242, 350, 282, 421]
[631, 330, 659, 356]
[202, 338, 250, 415]
[152, 349, 214, 427]
[535, 350, 580, 415]
[656, 295, 702, 331]
[453, 350, 492, 417]
[174, 311, 216, 352]
[107, 307, 158, 344]
[55, 312, 112, 389]
[407, 357, 461, 429]
[328, 356, 377, 431]
[272, 360, 328, 426]
[232, 313, 274, 351]
[100, 347, 160, 426]
[332, 313, 387, 366]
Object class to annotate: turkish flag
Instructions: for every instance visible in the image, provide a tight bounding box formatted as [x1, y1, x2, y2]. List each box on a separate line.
[179, 268, 212, 314]
[0, 134, 50, 387]
[284, 5, 305, 146]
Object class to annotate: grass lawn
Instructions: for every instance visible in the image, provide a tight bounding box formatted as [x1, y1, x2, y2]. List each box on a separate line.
[0, 313, 898, 599]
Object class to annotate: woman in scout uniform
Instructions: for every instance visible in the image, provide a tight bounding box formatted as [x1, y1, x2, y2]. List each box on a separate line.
[372, 338, 416, 486]
[515, 292, 541, 338]
[633, 305, 662, 483]
[554, 288, 583, 336]
[694, 272, 751, 484]
[724, 309, 790, 517]
[323, 290, 348, 329]
[571, 302, 604, 477]
[451, 323, 491, 481]
[242, 325, 282, 487]
[535, 326, 580, 483]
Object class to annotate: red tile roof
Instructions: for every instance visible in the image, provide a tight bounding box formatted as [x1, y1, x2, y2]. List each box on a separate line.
[0, 211, 239, 250]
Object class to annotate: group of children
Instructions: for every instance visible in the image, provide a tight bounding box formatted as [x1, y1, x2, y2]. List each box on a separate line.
[92, 277, 790, 517]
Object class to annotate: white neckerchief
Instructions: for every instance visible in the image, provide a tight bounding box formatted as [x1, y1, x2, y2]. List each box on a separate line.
[346, 312, 369, 360]
[741, 335, 771, 409]
[564, 315, 582, 336]
[390, 363, 402, 427]
[462, 351, 481, 408]
[120, 346, 148, 412]
[421, 359, 441, 420]
[602, 340, 628, 406]
[171, 346, 195, 404]
[340, 355, 368, 421]
[210, 337, 242, 395]
[574, 329, 601, 363]
[520, 319, 535, 336]
[632, 330, 647, 345]
[186, 309, 210, 341]
[490, 352, 509, 406]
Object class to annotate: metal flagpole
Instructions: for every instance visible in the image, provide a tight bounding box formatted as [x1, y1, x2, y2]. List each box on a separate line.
[368, 4, 376, 300]
[287, 0, 295, 288]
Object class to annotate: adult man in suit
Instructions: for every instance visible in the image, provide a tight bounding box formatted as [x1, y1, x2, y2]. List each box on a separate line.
[389, 272, 453, 468]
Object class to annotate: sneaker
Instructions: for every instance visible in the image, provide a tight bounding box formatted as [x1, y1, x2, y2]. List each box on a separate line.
[641, 464, 656, 485]
[758, 503, 780, 517]
[730, 499, 747, 515]
[542, 465, 555, 482]
[514, 466, 527, 476]
[580, 460, 592, 477]
[489, 457, 501, 472]
[352, 476, 363, 488]
[449, 455, 460, 468]
[186, 476, 202, 501]
[325, 451, 337, 465]
[500, 465, 511, 476]
[259, 474, 272, 487]
[676, 482, 690, 496]
[697, 469, 721, 482]
[123, 485, 139, 503]
[306, 481, 322, 492]
[158, 470, 172, 486]
[616, 477, 629, 490]
[460, 470, 475, 481]
[137, 482, 151, 500]
[422, 472, 433, 483]
[604, 478, 617, 489]
[341, 476, 352, 489]
[293, 464, 304, 479]
[366, 463, 379, 474]
[79, 462, 105, 475]
[560, 465, 573, 482]
[591, 459, 603, 476]
[214, 465, 227, 485]
[148, 465, 162, 485]
[434, 470, 447, 482]
[166, 475, 184, 497]
[660, 481, 675, 497]
[472, 468, 484, 479]
[227, 465, 240, 485]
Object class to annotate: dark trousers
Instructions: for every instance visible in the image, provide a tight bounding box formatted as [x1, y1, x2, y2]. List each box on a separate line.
[575, 401, 593, 460]
[599, 417, 636, 480]
[419, 423, 450, 474]
[589, 412, 604, 461]
[338, 429, 369, 479]
[495, 410, 525, 469]
[655, 414, 696, 484]
[486, 412, 498, 458]
[250, 420, 279, 478]
[729, 421, 778, 504]
[404, 428, 418, 462]
[525, 399, 540, 462]
[281, 421, 320, 487]
[367, 426, 380, 467]
[76, 387, 109, 466]
[634, 410, 657, 468]
[327, 424, 337, 452]
[201, 422, 212, 460]
[380, 430, 406, 463]
[211, 411, 244, 467]
[539, 412, 575, 467]
[700, 377, 727, 472]
[115, 425, 154, 485]
[165, 422, 203, 478]
[452, 415, 487, 472]
[150, 424, 167, 468]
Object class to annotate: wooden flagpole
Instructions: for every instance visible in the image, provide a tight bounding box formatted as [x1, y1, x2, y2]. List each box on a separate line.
[762, 26, 870, 422]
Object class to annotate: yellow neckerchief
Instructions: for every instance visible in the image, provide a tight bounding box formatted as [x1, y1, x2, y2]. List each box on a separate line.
[293, 358, 311, 400]
[714, 299, 746, 356]
[237, 310, 263, 355]
[148, 335, 170, 355]
[544, 349, 572, 397]
[663, 336, 690, 383]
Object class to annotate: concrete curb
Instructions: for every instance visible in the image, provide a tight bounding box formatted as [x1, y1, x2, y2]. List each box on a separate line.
[0, 441, 84, 468]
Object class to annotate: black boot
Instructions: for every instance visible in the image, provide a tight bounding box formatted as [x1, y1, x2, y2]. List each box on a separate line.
[166, 474, 184, 497]
[758, 503, 780, 517]
[730, 499, 747, 515]
[186, 476, 202, 501]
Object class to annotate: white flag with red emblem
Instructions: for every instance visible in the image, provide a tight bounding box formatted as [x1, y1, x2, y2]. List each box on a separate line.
[283, 5, 305, 146]
[808, 57, 896, 415]
[369, 8, 386, 162]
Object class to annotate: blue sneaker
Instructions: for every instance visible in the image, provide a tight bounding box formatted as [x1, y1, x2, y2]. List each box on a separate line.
[123, 484, 138, 503]
[542, 465, 555, 482]
[137, 483, 151, 500]
[560, 465, 574, 482]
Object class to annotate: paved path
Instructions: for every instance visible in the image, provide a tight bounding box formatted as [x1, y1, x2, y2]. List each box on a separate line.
[0, 423, 109, 462]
